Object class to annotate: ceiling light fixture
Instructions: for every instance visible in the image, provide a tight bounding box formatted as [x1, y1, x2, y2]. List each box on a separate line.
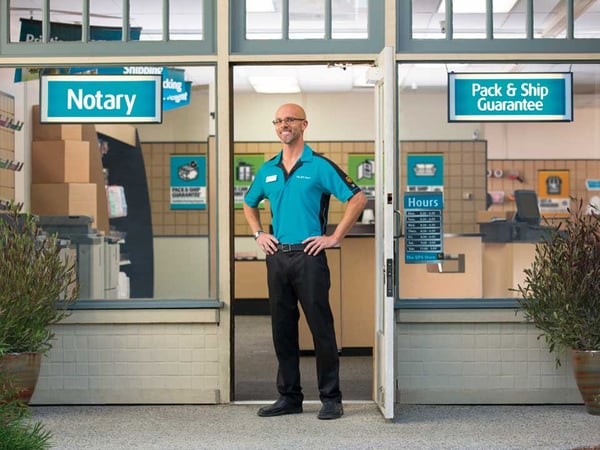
[248, 76, 301, 93]
[438, 0, 518, 14]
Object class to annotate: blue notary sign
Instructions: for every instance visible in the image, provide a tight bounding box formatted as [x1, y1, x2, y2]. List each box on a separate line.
[448, 72, 572, 122]
[40, 74, 162, 123]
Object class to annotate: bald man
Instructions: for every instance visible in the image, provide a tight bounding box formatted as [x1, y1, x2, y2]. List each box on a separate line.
[244, 103, 367, 420]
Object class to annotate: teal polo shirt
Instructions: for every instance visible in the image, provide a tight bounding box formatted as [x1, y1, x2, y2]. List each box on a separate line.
[244, 144, 362, 244]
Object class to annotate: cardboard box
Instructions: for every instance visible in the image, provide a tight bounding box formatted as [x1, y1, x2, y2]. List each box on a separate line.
[32, 140, 90, 183]
[32, 105, 82, 141]
[31, 183, 97, 225]
[95, 124, 137, 147]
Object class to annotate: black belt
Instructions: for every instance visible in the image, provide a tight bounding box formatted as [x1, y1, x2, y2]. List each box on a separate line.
[277, 243, 306, 253]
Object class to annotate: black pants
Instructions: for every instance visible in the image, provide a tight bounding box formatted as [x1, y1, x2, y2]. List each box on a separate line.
[265, 250, 341, 405]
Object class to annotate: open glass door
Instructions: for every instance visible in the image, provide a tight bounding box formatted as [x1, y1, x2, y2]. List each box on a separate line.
[372, 46, 396, 419]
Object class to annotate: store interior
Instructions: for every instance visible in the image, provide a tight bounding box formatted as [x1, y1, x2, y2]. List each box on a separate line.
[2, 59, 599, 401]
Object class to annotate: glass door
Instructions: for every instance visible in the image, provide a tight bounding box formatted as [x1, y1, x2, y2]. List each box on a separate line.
[373, 46, 396, 419]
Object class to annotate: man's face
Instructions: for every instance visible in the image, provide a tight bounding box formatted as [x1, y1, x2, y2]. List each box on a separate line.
[273, 107, 306, 145]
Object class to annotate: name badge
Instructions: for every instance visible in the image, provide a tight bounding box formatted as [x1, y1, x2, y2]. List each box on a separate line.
[266, 175, 277, 183]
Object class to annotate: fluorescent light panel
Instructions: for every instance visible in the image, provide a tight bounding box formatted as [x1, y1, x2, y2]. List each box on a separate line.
[248, 76, 301, 93]
[438, 0, 518, 14]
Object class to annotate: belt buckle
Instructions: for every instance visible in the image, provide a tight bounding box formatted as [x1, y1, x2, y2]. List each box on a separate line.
[280, 244, 292, 252]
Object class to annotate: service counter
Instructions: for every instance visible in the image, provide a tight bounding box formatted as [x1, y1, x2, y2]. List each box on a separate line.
[234, 230, 542, 350]
[234, 225, 375, 352]
[399, 234, 483, 298]
[399, 234, 538, 299]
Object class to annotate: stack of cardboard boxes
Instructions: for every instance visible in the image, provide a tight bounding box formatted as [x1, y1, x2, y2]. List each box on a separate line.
[30, 105, 108, 233]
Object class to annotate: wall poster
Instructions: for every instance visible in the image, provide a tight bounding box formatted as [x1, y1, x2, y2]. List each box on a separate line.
[347, 154, 375, 199]
[537, 169, 570, 218]
[170, 155, 207, 210]
[234, 154, 265, 209]
[406, 154, 444, 192]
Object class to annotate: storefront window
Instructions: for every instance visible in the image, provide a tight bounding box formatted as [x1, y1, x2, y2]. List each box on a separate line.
[1, 64, 217, 301]
[8, 0, 204, 43]
[332, 0, 368, 39]
[574, 0, 600, 38]
[411, 0, 600, 40]
[246, 0, 283, 39]
[170, 0, 204, 40]
[289, 0, 325, 39]
[245, 0, 369, 40]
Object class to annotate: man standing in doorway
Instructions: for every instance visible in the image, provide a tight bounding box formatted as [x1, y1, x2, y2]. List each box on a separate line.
[243, 103, 367, 420]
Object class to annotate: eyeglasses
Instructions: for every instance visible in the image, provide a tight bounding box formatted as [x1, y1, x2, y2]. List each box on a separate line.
[272, 117, 305, 126]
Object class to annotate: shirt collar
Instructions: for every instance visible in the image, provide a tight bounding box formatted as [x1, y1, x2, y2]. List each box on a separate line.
[276, 143, 314, 164]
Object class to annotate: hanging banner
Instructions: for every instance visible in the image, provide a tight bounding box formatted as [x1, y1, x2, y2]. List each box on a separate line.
[448, 72, 573, 122]
[170, 155, 207, 210]
[347, 154, 375, 199]
[95, 67, 192, 111]
[162, 68, 192, 111]
[14, 19, 142, 82]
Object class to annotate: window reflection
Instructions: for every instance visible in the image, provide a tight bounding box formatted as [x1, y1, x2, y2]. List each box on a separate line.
[411, 0, 600, 40]
[9, 0, 204, 43]
[289, 0, 325, 39]
[332, 0, 368, 39]
[245, 0, 369, 40]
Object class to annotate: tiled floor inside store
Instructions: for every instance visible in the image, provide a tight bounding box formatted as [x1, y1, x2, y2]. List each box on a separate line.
[233, 315, 373, 401]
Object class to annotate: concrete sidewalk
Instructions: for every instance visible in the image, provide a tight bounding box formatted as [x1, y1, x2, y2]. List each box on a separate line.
[31, 402, 600, 450]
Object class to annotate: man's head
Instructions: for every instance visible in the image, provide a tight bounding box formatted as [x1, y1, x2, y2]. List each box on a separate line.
[273, 103, 307, 146]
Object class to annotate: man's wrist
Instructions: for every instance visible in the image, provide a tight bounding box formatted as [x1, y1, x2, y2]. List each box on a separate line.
[253, 230, 265, 240]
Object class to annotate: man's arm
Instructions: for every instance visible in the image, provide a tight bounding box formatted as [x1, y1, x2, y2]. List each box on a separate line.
[303, 191, 367, 255]
[329, 191, 368, 243]
[242, 202, 263, 236]
[243, 202, 279, 255]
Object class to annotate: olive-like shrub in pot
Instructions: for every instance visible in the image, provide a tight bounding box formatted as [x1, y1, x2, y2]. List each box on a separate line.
[516, 198, 600, 415]
[0, 202, 79, 403]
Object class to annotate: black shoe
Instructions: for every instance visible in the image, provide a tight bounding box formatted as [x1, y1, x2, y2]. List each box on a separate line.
[257, 398, 303, 417]
[318, 401, 343, 420]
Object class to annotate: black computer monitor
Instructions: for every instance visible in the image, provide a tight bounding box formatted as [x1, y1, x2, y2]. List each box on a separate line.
[514, 190, 541, 226]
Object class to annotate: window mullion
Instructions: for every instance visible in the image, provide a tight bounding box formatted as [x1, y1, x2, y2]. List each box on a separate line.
[42, 0, 50, 43]
[566, 0, 574, 40]
[163, 0, 170, 41]
[526, 0, 533, 40]
[486, 0, 493, 40]
[82, 0, 90, 42]
[444, 0, 453, 40]
[282, 0, 289, 40]
[325, 0, 332, 40]
[123, 0, 130, 42]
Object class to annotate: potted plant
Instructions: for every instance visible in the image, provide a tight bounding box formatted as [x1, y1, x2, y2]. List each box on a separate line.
[0, 202, 78, 404]
[516, 197, 600, 415]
